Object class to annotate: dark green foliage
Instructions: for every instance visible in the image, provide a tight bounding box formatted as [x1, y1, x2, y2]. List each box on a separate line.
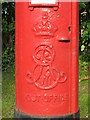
[2, 44, 15, 72]
[2, 2, 15, 71]
[79, 2, 90, 55]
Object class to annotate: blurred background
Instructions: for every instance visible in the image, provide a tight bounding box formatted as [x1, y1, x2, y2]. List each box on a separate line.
[1, 2, 90, 118]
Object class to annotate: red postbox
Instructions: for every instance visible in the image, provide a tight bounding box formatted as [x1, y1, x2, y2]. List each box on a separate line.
[15, 1, 79, 119]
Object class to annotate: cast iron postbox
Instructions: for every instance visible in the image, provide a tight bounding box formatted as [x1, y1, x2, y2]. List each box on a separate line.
[15, 1, 79, 119]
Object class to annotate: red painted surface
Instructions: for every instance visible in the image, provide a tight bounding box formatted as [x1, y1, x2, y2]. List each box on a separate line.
[15, 2, 79, 116]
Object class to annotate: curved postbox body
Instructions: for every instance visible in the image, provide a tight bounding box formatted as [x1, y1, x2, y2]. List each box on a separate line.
[15, 1, 79, 119]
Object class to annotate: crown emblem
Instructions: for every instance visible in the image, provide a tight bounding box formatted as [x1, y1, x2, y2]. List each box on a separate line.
[33, 12, 58, 38]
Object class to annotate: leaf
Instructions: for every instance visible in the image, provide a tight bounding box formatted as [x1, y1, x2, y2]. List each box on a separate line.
[79, 3, 86, 11]
[83, 30, 88, 38]
[81, 45, 85, 51]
